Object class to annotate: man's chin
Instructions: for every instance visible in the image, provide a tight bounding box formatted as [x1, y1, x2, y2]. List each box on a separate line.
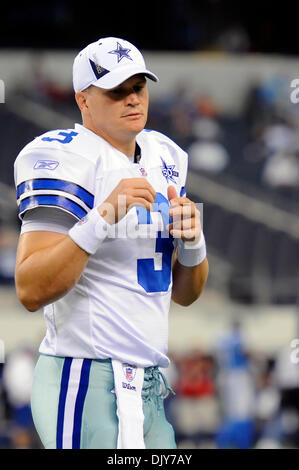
[125, 119, 147, 135]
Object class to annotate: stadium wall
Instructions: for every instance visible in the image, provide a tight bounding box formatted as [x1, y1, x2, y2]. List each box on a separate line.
[0, 51, 298, 115]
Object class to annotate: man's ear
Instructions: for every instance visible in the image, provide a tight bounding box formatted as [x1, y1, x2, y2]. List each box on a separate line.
[75, 91, 88, 113]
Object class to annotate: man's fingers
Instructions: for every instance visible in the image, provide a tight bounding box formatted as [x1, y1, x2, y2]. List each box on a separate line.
[169, 204, 196, 220]
[121, 178, 156, 200]
[170, 228, 195, 240]
[169, 196, 191, 207]
[170, 227, 201, 240]
[169, 218, 200, 232]
[168, 207, 202, 237]
[127, 197, 153, 212]
[167, 185, 178, 204]
[132, 189, 156, 204]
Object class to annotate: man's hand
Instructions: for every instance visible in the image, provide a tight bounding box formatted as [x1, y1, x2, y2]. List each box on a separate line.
[167, 186, 201, 242]
[98, 178, 156, 225]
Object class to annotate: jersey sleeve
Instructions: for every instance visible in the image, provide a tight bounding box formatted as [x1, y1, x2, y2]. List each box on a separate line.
[14, 130, 96, 221]
[21, 207, 76, 234]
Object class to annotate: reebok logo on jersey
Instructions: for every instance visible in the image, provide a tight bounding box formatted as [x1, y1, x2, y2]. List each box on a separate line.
[33, 160, 59, 170]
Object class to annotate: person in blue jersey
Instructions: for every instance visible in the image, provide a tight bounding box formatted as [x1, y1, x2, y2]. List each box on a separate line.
[215, 320, 255, 449]
[14, 37, 209, 449]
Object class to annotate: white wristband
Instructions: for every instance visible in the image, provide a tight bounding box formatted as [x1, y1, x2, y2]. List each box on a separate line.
[177, 230, 206, 267]
[68, 207, 109, 255]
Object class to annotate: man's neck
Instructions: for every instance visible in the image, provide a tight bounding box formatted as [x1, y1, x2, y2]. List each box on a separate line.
[82, 123, 137, 158]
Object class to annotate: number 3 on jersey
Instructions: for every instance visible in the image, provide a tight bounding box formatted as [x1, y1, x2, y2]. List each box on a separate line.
[136, 192, 174, 293]
[42, 131, 78, 144]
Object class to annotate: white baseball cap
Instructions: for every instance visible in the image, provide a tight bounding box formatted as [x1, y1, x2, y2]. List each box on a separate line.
[73, 37, 159, 92]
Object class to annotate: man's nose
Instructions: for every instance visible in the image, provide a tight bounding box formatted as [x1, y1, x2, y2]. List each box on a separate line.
[125, 89, 140, 106]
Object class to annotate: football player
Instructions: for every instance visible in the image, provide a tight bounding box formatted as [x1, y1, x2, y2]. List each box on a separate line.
[14, 37, 209, 449]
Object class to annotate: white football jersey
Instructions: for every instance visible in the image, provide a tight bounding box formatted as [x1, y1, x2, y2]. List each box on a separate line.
[14, 123, 188, 367]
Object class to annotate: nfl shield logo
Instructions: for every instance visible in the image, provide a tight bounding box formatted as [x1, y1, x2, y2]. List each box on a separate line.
[122, 363, 137, 382]
[139, 167, 147, 176]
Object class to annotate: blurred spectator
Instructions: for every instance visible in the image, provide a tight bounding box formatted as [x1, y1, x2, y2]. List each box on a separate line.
[188, 117, 230, 173]
[2, 346, 38, 448]
[195, 95, 219, 119]
[168, 104, 194, 150]
[214, 319, 255, 449]
[260, 119, 299, 195]
[273, 344, 299, 447]
[256, 75, 292, 119]
[176, 351, 216, 398]
[254, 357, 282, 448]
[29, 53, 74, 105]
[262, 122, 296, 154]
[148, 82, 198, 149]
[0, 364, 11, 448]
[261, 150, 299, 192]
[0, 227, 18, 284]
[168, 350, 220, 447]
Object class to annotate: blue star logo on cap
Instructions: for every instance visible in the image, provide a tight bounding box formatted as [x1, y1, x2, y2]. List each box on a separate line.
[108, 42, 133, 63]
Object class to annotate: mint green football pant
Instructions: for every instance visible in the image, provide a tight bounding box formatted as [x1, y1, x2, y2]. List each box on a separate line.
[30, 354, 177, 449]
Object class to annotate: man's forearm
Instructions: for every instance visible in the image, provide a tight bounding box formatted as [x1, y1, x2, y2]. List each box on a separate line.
[171, 256, 209, 306]
[15, 233, 90, 312]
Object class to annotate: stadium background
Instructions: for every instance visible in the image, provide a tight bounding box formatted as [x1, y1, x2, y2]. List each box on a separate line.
[0, 1, 299, 449]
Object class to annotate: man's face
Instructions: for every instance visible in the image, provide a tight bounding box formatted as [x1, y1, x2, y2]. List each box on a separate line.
[82, 74, 149, 142]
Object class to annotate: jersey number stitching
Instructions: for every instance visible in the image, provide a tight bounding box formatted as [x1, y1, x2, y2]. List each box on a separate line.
[136, 192, 174, 293]
[41, 131, 78, 144]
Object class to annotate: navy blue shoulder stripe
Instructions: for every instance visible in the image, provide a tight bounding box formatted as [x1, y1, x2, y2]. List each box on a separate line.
[17, 178, 94, 209]
[19, 195, 87, 220]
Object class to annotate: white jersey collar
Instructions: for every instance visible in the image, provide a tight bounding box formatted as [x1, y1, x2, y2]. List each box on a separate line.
[74, 123, 143, 165]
